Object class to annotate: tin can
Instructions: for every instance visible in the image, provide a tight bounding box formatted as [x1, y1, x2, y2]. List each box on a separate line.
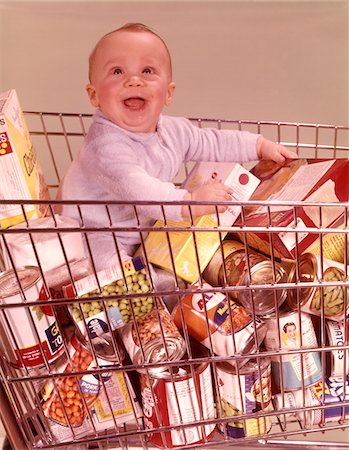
[118, 299, 186, 374]
[139, 342, 216, 448]
[0, 266, 64, 368]
[172, 281, 267, 366]
[264, 311, 322, 390]
[287, 253, 348, 321]
[326, 320, 349, 378]
[39, 335, 101, 428]
[203, 240, 287, 316]
[274, 376, 349, 427]
[216, 358, 272, 438]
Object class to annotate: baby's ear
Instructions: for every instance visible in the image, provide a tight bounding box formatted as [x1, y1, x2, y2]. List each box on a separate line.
[165, 82, 176, 106]
[86, 83, 99, 107]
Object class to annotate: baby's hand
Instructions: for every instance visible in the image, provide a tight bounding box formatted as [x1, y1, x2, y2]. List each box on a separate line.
[181, 181, 233, 218]
[257, 136, 298, 164]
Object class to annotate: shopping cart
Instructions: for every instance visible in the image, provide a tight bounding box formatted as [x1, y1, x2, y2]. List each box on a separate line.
[1, 113, 349, 450]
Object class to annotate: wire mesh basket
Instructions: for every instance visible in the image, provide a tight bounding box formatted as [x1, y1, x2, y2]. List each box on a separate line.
[1, 112, 349, 449]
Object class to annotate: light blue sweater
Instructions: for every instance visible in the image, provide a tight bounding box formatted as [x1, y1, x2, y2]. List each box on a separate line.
[58, 111, 259, 270]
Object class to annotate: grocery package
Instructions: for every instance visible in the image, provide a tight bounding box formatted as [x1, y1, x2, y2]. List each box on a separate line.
[203, 239, 287, 316]
[326, 320, 349, 377]
[39, 335, 142, 442]
[264, 311, 322, 390]
[64, 256, 151, 341]
[234, 158, 349, 259]
[216, 358, 273, 438]
[139, 161, 260, 282]
[139, 341, 215, 448]
[287, 253, 349, 321]
[0, 266, 64, 368]
[0, 89, 49, 228]
[2, 214, 86, 272]
[274, 376, 349, 428]
[172, 281, 267, 365]
[118, 297, 185, 372]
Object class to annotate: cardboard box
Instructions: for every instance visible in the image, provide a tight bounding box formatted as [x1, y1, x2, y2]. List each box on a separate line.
[0, 89, 49, 228]
[234, 158, 349, 259]
[139, 162, 260, 282]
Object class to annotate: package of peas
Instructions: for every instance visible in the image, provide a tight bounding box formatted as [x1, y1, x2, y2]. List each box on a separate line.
[64, 256, 154, 342]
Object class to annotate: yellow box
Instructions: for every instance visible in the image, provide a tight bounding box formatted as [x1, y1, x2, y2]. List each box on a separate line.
[139, 162, 260, 283]
[140, 215, 227, 283]
[0, 89, 49, 228]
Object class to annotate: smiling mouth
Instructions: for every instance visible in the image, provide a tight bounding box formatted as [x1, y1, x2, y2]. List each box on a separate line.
[124, 97, 145, 110]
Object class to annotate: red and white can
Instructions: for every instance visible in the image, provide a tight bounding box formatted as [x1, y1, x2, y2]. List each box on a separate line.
[139, 342, 216, 447]
[0, 266, 64, 368]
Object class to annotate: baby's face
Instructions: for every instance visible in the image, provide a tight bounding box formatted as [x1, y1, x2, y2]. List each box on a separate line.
[87, 30, 176, 133]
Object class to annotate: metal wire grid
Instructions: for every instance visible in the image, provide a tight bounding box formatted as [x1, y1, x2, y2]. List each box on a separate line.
[0, 113, 349, 449]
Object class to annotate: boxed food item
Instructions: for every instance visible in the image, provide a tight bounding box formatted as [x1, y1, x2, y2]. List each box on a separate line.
[64, 256, 154, 340]
[0, 89, 49, 228]
[234, 158, 349, 259]
[139, 162, 260, 282]
[38, 335, 142, 443]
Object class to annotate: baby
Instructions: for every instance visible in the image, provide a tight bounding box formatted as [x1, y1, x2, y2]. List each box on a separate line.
[58, 22, 297, 271]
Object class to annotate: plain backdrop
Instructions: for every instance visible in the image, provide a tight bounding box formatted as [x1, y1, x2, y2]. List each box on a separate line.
[0, 0, 348, 126]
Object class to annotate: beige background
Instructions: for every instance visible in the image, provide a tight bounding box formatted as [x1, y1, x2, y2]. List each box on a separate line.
[1, 0, 349, 448]
[0, 0, 348, 126]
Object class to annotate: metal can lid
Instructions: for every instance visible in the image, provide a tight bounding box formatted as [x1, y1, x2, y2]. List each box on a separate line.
[135, 336, 186, 375]
[239, 261, 287, 315]
[287, 253, 318, 309]
[0, 266, 41, 298]
[148, 340, 211, 380]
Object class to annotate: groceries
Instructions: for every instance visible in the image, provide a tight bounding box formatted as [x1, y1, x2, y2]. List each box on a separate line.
[203, 240, 287, 316]
[0, 89, 50, 229]
[264, 310, 322, 390]
[0, 266, 64, 368]
[287, 253, 349, 321]
[138, 161, 260, 282]
[2, 214, 86, 272]
[216, 358, 272, 438]
[172, 281, 267, 365]
[64, 257, 155, 340]
[234, 158, 349, 259]
[139, 342, 216, 447]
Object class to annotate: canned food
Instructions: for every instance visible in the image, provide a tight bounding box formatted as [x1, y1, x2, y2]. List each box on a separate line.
[203, 240, 287, 316]
[118, 299, 185, 373]
[216, 358, 272, 438]
[274, 376, 349, 427]
[264, 311, 322, 390]
[139, 342, 216, 447]
[39, 335, 101, 428]
[287, 253, 348, 320]
[172, 281, 267, 366]
[326, 320, 349, 378]
[0, 266, 64, 368]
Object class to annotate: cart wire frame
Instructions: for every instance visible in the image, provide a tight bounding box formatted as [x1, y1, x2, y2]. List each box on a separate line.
[0, 113, 349, 449]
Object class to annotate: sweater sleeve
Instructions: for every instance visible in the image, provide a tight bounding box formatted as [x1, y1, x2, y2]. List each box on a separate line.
[159, 116, 260, 164]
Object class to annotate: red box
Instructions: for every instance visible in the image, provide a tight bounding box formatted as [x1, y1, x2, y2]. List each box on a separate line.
[234, 158, 349, 259]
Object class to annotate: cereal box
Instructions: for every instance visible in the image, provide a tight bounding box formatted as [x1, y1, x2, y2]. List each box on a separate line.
[139, 162, 260, 282]
[234, 158, 349, 259]
[0, 89, 49, 228]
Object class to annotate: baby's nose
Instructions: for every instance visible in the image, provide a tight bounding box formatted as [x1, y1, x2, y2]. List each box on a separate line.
[125, 75, 143, 87]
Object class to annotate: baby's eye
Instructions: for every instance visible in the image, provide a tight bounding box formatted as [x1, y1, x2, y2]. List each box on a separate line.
[143, 67, 154, 74]
[113, 68, 123, 75]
